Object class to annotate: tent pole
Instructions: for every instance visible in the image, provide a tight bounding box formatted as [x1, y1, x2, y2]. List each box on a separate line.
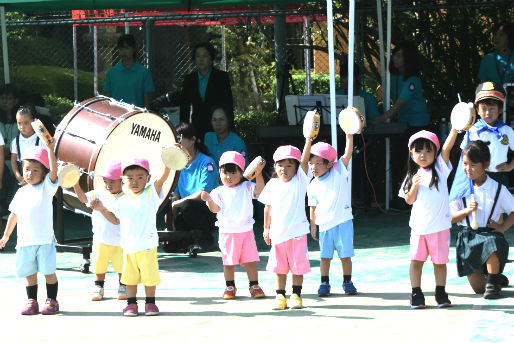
[303, 16, 312, 95]
[347, 0, 355, 206]
[376, 0, 386, 92]
[221, 25, 227, 72]
[1, 6, 10, 84]
[385, 0, 392, 210]
[125, 11, 129, 34]
[274, 5, 287, 120]
[326, 0, 337, 150]
[93, 25, 98, 96]
[73, 25, 78, 101]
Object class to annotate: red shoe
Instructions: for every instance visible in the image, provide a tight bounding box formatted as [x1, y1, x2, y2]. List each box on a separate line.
[123, 304, 138, 317]
[41, 298, 59, 315]
[249, 285, 265, 298]
[223, 286, 236, 299]
[21, 299, 39, 315]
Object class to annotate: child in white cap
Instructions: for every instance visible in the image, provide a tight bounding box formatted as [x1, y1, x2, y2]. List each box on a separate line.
[202, 151, 265, 300]
[91, 157, 171, 317]
[399, 128, 458, 309]
[73, 160, 126, 301]
[0, 143, 60, 315]
[258, 138, 312, 310]
[307, 134, 357, 297]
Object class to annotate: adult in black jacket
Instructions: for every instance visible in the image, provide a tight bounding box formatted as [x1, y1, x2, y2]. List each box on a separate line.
[180, 42, 233, 140]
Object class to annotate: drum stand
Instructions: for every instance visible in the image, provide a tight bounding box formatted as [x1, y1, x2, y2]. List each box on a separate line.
[55, 187, 92, 273]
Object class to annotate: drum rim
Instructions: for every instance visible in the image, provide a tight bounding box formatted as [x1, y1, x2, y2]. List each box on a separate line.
[55, 96, 180, 214]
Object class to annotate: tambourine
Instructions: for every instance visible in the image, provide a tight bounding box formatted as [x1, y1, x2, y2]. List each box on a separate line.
[31, 119, 54, 146]
[450, 102, 476, 131]
[303, 110, 321, 139]
[161, 143, 191, 170]
[58, 163, 80, 188]
[338, 106, 365, 134]
[243, 156, 266, 181]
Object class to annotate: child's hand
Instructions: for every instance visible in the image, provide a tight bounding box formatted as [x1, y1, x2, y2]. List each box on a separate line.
[0, 236, 8, 249]
[200, 191, 212, 202]
[488, 219, 507, 234]
[47, 139, 56, 151]
[310, 225, 318, 241]
[496, 162, 514, 173]
[467, 200, 478, 214]
[412, 173, 421, 187]
[263, 228, 271, 245]
[89, 199, 105, 211]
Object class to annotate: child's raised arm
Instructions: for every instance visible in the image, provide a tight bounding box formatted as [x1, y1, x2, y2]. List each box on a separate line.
[47, 140, 58, 183]
[342, 134, 353, 167]
[89, 199, 120, 225]
[72, 181, 89, 204]
[254, 170, 265, 197]
[441, 128, 458, 165]
[154, 166, 171, 196]
[301, 138, 312, 174]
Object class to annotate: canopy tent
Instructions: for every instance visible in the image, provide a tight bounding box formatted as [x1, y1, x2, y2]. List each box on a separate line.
[0, 0, 393, 206]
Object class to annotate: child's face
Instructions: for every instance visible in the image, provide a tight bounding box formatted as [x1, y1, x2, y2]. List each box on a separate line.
[309, 155, 332, 178]
[16, 113, 35, 138]
[410, 144, 435, 169]
[23, 160, 44, 185]
[0, 93, 18, 113]
[274, 159, 297, 182]
[103, 178, 122, 194]
[462, 154, 489, 182]
[220, 168, 242, 187]
[123, 169, 149, 194]
[211, 109, 229, 135]
[477, 102, 501, 126]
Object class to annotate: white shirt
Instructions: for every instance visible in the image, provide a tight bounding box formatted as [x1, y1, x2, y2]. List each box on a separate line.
[450, 176, 514, 227]
[10, 133, 40, 161]
[0, 131, 4, 146]
[113, 183, 164, 254]
[463, 125, 514, 172]
[9, 174, 59, 247]
[86, 189, 123, 246]
[398, 155, 452, 235]
[307, 157, 353, 232]
[209, 181, 256, 233]
[258, 167, 312, 245]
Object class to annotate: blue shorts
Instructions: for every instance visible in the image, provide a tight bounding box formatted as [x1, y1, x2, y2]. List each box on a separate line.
[16, 242, 57, 278]
[319, 220, 354, 259]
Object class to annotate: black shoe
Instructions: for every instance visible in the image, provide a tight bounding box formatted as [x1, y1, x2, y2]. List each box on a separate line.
[410, 291, 426, 309]
[435, 292, 452, 308]
[498, 274, 509, 288]
[483, 283, 501, 299]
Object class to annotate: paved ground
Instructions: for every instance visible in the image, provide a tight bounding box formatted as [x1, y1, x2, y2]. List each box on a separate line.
[1, 209, 513, 342]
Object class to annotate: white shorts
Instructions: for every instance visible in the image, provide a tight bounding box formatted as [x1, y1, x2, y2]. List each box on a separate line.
[16, 242, 57, 277]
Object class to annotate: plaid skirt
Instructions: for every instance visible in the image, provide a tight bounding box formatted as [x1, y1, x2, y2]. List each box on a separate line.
[455, 226, 509, 277]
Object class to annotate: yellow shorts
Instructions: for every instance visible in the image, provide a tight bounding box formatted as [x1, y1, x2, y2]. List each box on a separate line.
[92, 242, 123, 274]
[121, 248, 161, 286]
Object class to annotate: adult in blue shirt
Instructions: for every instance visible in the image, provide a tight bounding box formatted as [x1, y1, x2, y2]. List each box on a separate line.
[103, 34, 155, 108]
[204, 105, 248, 168]
[478, 22, 514, 86]
[179, 42, 233, 141]
[167, 122, 218, 252]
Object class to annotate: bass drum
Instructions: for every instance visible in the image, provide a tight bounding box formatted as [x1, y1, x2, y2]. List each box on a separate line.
[54, 96, 179, 213]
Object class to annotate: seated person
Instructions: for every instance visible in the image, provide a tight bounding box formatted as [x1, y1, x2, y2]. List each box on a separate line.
[163, 122, 219, 253]
[204, 105, 248, 168]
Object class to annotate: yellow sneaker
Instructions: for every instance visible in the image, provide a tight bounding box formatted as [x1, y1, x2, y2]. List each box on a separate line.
[272, 294, 287, 310]
[290, 293, 303, 309]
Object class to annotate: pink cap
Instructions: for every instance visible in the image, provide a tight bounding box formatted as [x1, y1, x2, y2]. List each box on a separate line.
[408, 130, 440, 151]
[219, 151, 246, 171]
[98, 161, 122, 180]
[23, 145, 50, 169]
[121, 157, 150, 174]
[311, 142, 337, 162]
[273, 145, 301, 162]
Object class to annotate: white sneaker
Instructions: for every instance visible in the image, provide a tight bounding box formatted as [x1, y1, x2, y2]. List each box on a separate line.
[118, 285, 127, 300]
[92, 285, 104, 301]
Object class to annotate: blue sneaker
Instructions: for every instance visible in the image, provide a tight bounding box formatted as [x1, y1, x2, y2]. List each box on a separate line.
[343, 281, 357, 295]
[317, 282, 331, 297]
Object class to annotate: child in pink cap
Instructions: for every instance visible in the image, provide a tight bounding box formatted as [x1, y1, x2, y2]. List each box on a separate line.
[399, 128, 458, 309]
[90, 156, 171, 317]
[201, 151, 265, 300]
[73, 160, 126, 302]
[307, 133, 358, 297]
[0, 142, 60, 315]
[258, 138, 312, 310]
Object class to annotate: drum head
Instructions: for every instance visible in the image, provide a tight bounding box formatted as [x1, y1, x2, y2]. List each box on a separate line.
[338, 107, 363, 134]
[58, 164, 80, 188]
[93, 111, 178, 209]
[244, 156, 266, 180]
[303, 110, 319, 139]
[451, 102, 475, 131]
